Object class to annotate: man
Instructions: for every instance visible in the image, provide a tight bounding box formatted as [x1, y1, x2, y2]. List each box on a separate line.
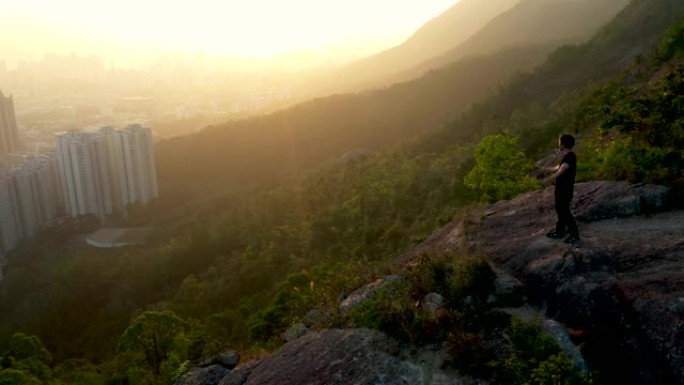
[544, 134, 580, 244]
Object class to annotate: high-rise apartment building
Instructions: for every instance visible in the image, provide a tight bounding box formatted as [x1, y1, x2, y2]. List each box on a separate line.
[24, 156, 63, 228]
[0, 91, 21, 161]
[0, 155, 62, 255]
[56, 131, 112, 219]
[122, 124, 159, 205]
[56, 125, 158, 220]
[99, 127, 132, 212]
[0, 124, 158, 259]
[0, 171, 22, 254]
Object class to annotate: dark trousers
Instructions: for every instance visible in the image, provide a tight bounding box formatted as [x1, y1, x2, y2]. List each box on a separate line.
[555, 189, 579, 237]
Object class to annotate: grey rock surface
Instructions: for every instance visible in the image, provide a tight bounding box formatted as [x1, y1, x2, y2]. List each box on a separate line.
[423, 293, 447, 318]
[283, 322, 309, 342]
[219, 328, 485, 385]
[199, 351, 240, 369]
[405, 181, 683, 384]
[176, 365, 231, 385]
[339, 275, 401, 314]
[302, 309, 331, 328]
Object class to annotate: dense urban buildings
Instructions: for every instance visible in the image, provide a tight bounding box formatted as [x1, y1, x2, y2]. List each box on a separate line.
[0, 122, 158, 259]
[56, 125, 158, 221]
[0, 171, 22, 256]
[0, 155, 62, 256]
[0, 91, 21, 161]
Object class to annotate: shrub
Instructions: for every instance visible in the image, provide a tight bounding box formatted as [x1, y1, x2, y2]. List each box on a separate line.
[465, 134, 541, 202]
[405, 253, 496, 312]
[531, 353, 592, 385]
[348, 281, 429, 345]
[601, 137, 680, 185]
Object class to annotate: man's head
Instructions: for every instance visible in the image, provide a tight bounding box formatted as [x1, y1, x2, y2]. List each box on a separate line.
[559, 134, 575, 150]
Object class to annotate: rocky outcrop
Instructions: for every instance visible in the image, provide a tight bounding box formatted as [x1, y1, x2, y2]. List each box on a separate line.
[178, 366, 231, 385]
[219, 328, 484, 385]
[183, 181, 680, 385]
[176, 352, 240, 385]
[338, 275, 401, 314]
[405, 181, 682, 384]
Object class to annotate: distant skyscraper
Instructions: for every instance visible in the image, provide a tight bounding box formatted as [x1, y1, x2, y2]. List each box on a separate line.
[122, 124, 159, 205]
[0, 91, 20, 161]
[0, 155, 63, 256]
[0, 171, 22, 254]
[56, 132, 111, 219]
[22, 156, 63, 228]
[100, 127, 132, 211]
[55, 125, 158, 220]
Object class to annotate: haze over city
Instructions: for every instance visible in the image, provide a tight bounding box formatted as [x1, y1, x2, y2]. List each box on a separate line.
[2, 0, 459, 69]
[4, 0, 682, 384]
[0, 0, 464, 147]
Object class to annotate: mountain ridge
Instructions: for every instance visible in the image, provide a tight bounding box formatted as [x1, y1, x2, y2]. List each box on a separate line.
[1, 1, 683, 384]
[391, 0, 631, 85]
[155, 0, 632, 205]
[310, 0, 520, 93]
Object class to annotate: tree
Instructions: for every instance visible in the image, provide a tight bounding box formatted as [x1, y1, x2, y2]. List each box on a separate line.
[118, 311, 186, 376]
[5, 333, 52, 365]
[0, 333, 52, 382]
[0, 369, 41, 385]
[464, 134, 539, 202]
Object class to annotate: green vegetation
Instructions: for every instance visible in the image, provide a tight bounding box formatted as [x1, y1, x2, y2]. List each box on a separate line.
[597, 66, 684, 190]
[0, 333, 52, 384]
[464, 133, 540, 202]
[347, 253, 591, 385]
[1, 2, 683, 384]
[118, 311, 187, 377]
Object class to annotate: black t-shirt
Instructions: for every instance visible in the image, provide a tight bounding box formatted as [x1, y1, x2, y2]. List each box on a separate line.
[556, 151, 576, 191]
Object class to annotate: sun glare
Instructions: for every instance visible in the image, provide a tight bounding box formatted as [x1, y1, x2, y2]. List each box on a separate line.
[2, 0, 459, 60]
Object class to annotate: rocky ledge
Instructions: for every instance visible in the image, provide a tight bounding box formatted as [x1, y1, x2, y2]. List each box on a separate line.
[402, 181, 683, 384]
[179, 181, 683, 385]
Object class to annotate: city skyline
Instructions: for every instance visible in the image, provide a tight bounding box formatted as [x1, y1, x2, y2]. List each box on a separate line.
[56, 126, 159, 221]
[1, 1, 460, 69]
[0, 124, 159, 259]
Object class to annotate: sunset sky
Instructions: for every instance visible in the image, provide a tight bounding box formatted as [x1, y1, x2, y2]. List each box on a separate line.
[1, 0, 459, 66]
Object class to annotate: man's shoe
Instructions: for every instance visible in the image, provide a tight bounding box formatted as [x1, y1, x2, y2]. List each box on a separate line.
[546, 231, 565, 239]
[564, 235, 581, 244]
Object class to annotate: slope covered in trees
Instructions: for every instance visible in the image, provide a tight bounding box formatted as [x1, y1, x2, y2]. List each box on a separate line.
[304, 0, 520, 93]
[1, 0, 684, 384]
[393, 0, 631, 85]
[155, 0, 633, 207]
[156, 44, 553, 203]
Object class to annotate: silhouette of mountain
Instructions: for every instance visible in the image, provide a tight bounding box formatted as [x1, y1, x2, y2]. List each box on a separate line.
[155, 1, 635, 203]
[156, 44, 554, 202]
[392, 0, 631, 84]
[313, 0, 519, 92]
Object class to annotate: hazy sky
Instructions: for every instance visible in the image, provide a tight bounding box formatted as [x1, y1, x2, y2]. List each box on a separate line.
[2, 0, 460, 66]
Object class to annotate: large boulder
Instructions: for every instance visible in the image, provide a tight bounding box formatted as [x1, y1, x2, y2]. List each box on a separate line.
[338, 275, 401, 314]
[449, 181, 682, 384]
[176, 365, 231, 385]
[219, 328, 485, 385]
[176, 351, 240, 385]
[199, 351, 240, 369]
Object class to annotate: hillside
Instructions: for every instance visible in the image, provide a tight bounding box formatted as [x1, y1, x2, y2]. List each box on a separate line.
[420, 0, 684, 153]
[302, 0, 520, 94]
[392, 0, 631, 85]
[156, 44, 553, 203]
[1, 0, 683, 384]
[176, 182, 682, 385]
[155, 0, 633, 205]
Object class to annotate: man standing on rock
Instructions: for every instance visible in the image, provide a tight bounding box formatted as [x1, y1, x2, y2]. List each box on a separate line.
[544, 134, 580, 244]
